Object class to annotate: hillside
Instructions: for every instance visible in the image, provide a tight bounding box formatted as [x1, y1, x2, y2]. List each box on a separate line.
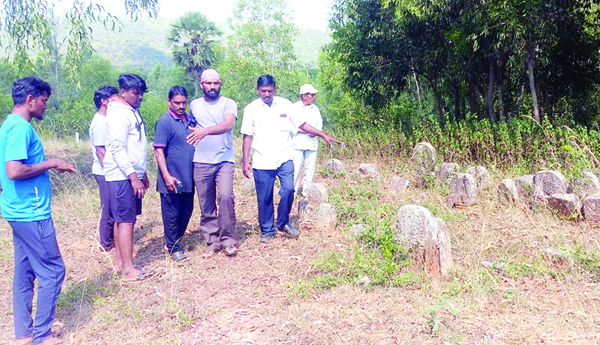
[88, 17, 330, 71]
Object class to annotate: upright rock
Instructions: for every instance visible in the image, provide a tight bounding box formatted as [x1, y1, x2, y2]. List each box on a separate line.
[325, 159, 345, 174]
[316, 203, 337, 233]
[412, 142, 436, 187]
[532, 170, 567, 208]
[438, 163, 460, 182]
[568, 171, 600, 198]
[514, 175, 534, 203]
[448, 173, 478, 207]
[389, 176, 410, 193]
[358, 163, 381, 180]
[547, 193, 580, 217]
[394, 205, 454, 277]
[498, 179, 519, 204]
[466, 166, 491, 190]
[582, 194, 600, 222]
[306, 183, 328, 204]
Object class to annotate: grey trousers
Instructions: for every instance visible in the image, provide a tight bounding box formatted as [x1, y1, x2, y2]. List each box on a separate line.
[194, 161, 236, 250]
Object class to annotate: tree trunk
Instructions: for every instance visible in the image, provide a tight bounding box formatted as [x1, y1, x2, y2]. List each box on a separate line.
[193, 70, 199, 97]
[413, 71, 424, 121]
[487, 57, 495, 123]
[512, 76, 527, 119]
[496, 59, 504, 120]
[452, 78, 460, 122]
[467, 69, 478, 116]
[527, 49, 540, 122]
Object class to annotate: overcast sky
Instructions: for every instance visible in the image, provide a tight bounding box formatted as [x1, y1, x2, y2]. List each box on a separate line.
[82, 0, 333, 31]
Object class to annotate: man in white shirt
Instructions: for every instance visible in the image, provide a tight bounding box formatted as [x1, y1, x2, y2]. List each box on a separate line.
[104, 74, 150, 281]
[90, 85, 118, 252]
[291, 84, 323, 197]
[240, 75, 341, 243]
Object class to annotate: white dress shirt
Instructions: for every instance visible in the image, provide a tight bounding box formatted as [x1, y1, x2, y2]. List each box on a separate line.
[290, 101, 323, 151]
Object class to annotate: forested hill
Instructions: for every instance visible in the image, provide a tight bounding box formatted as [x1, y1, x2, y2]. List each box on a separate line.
[88, 17, 330, 72]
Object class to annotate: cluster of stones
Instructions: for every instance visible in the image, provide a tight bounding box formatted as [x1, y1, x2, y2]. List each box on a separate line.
[498, 170, 600, 221]
[298, 183, 338, 233]
[411, 141, 492, 208]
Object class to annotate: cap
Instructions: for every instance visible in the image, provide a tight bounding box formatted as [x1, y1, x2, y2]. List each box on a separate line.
[300, 84, 318, 94]
[200, 69, 221, 83]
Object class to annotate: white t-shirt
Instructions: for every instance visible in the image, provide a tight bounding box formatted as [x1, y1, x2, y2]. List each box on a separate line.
[189, 96, 237, 164]
[290, 101, 323, 151]
[240, 96, 301, 170]
[89, 112, 107, 175]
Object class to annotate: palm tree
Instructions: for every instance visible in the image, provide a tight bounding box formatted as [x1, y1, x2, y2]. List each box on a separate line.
[167, 12, 222, 96]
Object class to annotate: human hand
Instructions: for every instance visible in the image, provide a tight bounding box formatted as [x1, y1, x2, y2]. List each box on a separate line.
[142, 173, 150, 189]
[164, 174, 181, 193]
[130, 175, 146, 199]
[323, 134, 343, 147]
[186, 126, 208, 146]
[51, 159, 76, 173]
[243, 160, 252, 179]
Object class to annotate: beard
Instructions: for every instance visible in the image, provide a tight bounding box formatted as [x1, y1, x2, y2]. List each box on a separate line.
[203, 88, 220, 99]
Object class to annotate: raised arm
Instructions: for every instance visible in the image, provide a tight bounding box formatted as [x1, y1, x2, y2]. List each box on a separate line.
[298, 122, 342, 147]
[186, 113, 235, 146]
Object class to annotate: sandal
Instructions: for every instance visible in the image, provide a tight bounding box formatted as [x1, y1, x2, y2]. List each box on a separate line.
[224, 245, 238, 257]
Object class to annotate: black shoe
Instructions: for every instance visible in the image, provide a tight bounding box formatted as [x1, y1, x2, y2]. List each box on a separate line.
[260, 234, 275, 243]
[171, 250, 187, 262]
[278, 224, 300, 238]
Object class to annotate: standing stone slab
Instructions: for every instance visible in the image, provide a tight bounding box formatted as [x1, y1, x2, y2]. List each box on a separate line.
[358, 163, 381, 179]
[498, 179, 519, 204]
[532, 170, 567, 208]
[325, 159, 345, 174]
[438, 163, 460, 182]
[306, 183, 328, 204]
[448, 173, 478, 207]
[466, 166, 491, 190]
[514, 175, 534, 203]
[568, 171, 600, 198]
[583, 194, 600, 222]
[412, 142, 436, 187]
[316, 203, 337, 233]
[394, 205, 454, 277]
[547, 193, 580, 217]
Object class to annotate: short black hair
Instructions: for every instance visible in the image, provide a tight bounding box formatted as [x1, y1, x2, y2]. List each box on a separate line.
[256, 75, 276, 88]
[168, 86, 188, 100]
[94, 85, 119, 109]
[12, 77, 52, 105]
[118, 73, 147, 93]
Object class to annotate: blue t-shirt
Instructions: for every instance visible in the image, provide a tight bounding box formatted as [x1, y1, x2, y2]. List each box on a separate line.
[0, 114, 52, 221]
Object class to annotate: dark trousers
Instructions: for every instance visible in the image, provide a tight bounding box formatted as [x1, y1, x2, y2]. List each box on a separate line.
[194, 161, 236, 250]
[161, 192, 194, 253]
[94, 174, 114, 250]
[253, 160, 295, 236]
[10, 218, 65, 344]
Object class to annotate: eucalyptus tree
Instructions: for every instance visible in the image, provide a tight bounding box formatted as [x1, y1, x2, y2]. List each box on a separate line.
[167, 11, 222, 97]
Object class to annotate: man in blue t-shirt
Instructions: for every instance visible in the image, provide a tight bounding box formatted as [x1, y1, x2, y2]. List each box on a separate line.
[0, 77, 75, 345]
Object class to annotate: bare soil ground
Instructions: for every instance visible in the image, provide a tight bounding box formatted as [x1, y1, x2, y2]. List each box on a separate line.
[0, 139, 599, 344]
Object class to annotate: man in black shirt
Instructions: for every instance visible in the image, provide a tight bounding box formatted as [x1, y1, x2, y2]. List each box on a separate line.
[153, 86, 195, 261]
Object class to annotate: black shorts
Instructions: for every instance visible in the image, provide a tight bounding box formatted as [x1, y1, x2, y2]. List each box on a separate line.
[106, 180, 142, 223]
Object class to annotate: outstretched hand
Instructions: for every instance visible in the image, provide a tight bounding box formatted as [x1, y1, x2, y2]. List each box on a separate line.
[51, 159, 76, 173]
[323, 134, 343, 147]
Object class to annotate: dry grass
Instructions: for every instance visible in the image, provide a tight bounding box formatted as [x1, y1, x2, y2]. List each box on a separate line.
[0, 138, 599, 344]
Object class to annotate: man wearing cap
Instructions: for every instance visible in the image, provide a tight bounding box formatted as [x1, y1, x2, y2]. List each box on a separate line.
[241, 75, 341, 243]
[291, 84, 323, 197]
[187, 69, 238, 258]
[154, 86, 195, 262]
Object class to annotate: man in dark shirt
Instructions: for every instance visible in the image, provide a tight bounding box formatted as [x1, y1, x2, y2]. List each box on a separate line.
[153, 86, 195, 261]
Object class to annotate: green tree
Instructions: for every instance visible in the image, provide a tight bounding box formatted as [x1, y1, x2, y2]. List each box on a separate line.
[167, 12, 222, 97]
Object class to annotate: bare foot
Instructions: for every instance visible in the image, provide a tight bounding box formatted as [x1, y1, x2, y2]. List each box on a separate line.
[121, 267, 143, 281]
[15, 336, 32, 345]
[39, 336, 63, 345]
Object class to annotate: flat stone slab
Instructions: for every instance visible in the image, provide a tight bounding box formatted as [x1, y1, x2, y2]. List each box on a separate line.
[448, 173, 478, 207]
[466, 166, 491, 190]
[583, 194, 600, 222]
[547, 193, 579, 217]
[498, 179, 519, 204]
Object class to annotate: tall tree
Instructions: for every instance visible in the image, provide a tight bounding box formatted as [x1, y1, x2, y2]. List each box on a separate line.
[167, 12, 222, 97]
[0, 0, 158, 82]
